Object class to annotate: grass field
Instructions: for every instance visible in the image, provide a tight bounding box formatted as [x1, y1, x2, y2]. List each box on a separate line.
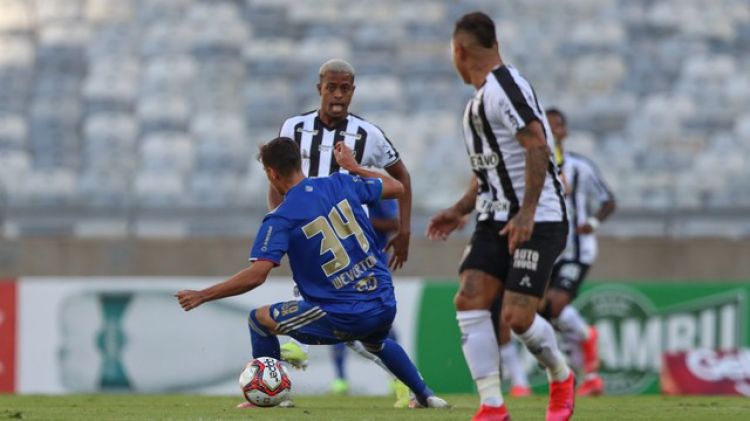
[1, 394, 749, 420]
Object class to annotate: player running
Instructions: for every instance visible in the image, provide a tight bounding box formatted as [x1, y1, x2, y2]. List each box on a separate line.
[427, 12, 574, 421]
[176, 138, 448, 410]
[544, 108, 616, 396]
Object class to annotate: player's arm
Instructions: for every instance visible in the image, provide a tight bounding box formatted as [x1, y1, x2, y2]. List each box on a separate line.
[426, 175, 478, 241]
[333, 143, 404, 199]
[500, 120, 549, 253]
[579, 167, 617, 234]
[382, 160, 412, 257]
[370, 215, 399, 233]
[175, 260, 274, 311]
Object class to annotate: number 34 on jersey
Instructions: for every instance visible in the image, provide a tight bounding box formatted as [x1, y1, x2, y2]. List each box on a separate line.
[302, 199, 379, 291]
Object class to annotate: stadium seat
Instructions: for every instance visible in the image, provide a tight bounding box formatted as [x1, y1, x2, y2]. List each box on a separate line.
[0, 0, 749, 223]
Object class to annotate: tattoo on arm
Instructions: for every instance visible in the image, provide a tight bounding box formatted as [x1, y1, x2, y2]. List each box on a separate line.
[517, 123, 549, 214]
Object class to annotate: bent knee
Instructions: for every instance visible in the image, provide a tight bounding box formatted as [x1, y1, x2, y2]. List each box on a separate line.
[252, 306, 277, 333]
[545, 290, 571, 318]
[502, 311, 535, 333]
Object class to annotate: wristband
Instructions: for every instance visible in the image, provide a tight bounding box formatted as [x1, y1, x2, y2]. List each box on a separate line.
[587, 216, 601, 231]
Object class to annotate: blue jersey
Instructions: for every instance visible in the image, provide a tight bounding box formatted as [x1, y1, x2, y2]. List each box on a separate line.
[368, 199, 399, 253]
[250, 173, 395, 314]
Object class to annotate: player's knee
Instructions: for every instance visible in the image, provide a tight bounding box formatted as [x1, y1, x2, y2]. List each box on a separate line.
[546, 290, 570, 318]
[250, 306, 277, 334]
[454, 288, 485, 311]
[455, 271, 496, 311]
[539, 300, 554, 321]
[502, 306, 535, 334]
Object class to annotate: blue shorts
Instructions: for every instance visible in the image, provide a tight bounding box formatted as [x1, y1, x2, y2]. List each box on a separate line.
[268, 300, 396, 348]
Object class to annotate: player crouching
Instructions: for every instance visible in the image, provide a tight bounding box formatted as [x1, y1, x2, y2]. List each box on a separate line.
[176, 138, 448, 410]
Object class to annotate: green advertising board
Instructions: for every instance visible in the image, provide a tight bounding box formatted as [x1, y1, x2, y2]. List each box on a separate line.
[416, 281, 749, 395]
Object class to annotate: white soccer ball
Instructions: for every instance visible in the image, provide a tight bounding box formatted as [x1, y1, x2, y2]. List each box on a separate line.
[239, 357, 292, 407]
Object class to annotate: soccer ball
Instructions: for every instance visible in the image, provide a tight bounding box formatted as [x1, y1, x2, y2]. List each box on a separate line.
[239, 357, 292, 407]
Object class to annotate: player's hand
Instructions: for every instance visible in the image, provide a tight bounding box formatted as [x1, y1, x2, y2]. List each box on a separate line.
[576, 224, 594, 234]
[333, 142, 357, 172]
[175, 290, 206, 311]
[499, 210, 535, 255]
[386, 230, 410, 270]
[426, 207, 463, 241]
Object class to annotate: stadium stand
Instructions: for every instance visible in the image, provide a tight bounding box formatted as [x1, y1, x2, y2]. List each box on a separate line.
[0, 0, 749, 236]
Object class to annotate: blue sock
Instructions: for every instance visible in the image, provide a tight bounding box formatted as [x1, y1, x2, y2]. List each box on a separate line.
[372, 339, 432, 405]
[248, 309, 280, 359]
[332, 343, 347, 380]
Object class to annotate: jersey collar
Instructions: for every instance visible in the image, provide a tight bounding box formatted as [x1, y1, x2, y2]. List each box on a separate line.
[316, 111, 350, 131]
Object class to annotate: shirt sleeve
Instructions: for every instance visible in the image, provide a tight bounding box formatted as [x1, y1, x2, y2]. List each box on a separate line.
[249, 214, 292, 266]
[584, 162, 615, 203]
[490, 73, 541, 137]
[369, 198, 398, 220]
[368, 125, 401, 168]
[338, 173, 383, 207]
[278, 118, 295, 139]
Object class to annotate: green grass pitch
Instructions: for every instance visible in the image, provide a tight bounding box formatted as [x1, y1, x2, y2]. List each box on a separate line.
[1, 394, 749, 420]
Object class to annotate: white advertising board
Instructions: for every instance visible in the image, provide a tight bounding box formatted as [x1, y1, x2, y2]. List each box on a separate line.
[16, 277, 423, 396]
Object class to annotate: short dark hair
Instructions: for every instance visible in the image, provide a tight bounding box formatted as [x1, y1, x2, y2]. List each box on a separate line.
[454, 11, 497, 49]
[258, 137, 301, 176]
[545, 107, 567, 126]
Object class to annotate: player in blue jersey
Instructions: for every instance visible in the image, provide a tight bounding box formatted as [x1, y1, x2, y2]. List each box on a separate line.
[176, 137, 448, 409]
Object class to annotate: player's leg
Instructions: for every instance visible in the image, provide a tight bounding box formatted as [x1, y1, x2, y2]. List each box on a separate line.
[279, 286, 310, 369]
[236, 304, 286, 409]
[385, 329, 411, 408]
[546, 261, 603, 396]
[248, 305, 281, 359]
[349, 305, 445, 409]
[260, 300, 340, 408]
[330, 343, 349, 394]
[360, 338, 448, 408]
[544, 261, 590, 343]
[456, 222, 511, 420]
[503, 222, 574, 421]
[492, 293, 531, 397]
[344, 337, 409, 407]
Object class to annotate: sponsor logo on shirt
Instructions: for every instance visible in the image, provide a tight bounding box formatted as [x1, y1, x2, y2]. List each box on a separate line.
[469, 153, 500, 170]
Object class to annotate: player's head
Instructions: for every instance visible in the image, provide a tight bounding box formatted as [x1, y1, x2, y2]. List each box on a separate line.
[258, 137, 303, 191]
[451, 12, 499, 84]
[317, 58, 356, 123]
[546, 107, 568, 145]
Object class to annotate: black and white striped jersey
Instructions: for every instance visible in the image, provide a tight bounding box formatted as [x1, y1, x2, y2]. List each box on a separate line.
[279, 111, 400, 177]
[462, 65, 567, 223]
[560, 151, 614, 264]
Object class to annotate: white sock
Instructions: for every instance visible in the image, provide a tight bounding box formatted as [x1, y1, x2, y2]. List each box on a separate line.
[556, 305, 590, 342]
[346, 340, 394, 377]
[457, 310, 504, 407]
[477, 375, 504, 407]
[500, 341, 529, 388]
[517, 314, 571, 382]
[290, 338, 310, 353]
